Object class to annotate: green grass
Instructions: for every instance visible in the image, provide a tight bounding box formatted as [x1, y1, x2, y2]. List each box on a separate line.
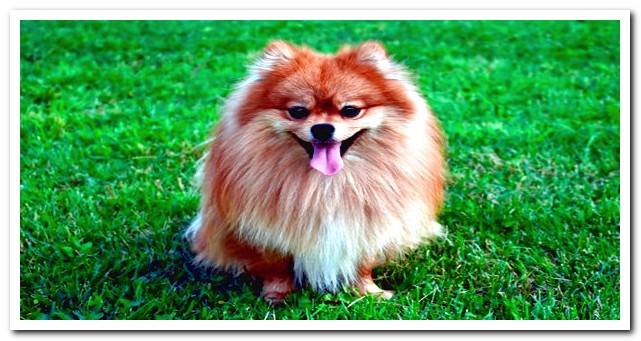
[19, 20, 620, 320]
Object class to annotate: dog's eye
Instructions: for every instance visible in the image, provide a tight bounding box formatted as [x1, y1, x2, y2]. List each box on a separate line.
[287, 106, 310, 120]
[340, 105, 361, 118]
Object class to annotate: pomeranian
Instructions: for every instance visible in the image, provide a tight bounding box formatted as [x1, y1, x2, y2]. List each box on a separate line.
[187, 41, 445, 304]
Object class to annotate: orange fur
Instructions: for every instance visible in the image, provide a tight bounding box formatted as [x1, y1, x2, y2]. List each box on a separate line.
[187, 41, 446, 303]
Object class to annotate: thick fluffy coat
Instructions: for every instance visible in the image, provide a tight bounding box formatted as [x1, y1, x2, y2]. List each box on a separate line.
[187, 41, 445, 302]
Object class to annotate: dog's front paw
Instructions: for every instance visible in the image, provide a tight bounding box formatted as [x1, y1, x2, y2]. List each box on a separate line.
[355, 277, 394, 300]
[261, 277, 294, 305]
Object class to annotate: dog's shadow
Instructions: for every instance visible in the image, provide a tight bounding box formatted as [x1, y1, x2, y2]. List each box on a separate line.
[137, 223, 262, 302]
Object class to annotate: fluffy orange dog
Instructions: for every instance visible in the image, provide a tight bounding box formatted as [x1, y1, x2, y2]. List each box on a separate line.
[187, 41, 445, 303]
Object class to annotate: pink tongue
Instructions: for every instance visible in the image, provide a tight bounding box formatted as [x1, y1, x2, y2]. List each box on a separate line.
[310, 142, 343, 176]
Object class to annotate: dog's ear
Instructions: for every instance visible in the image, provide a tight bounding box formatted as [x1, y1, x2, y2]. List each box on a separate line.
[353, 41, 389, 64]
[259, 40, 295, 67]
[341, 41, 406, 80]
[248, 40, 296, 79]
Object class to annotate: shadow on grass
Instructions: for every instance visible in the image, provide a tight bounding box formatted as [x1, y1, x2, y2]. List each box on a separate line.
[135, 222, 263, 302]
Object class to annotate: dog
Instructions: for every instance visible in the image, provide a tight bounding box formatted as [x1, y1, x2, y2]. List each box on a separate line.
[187, 41, 445, 304]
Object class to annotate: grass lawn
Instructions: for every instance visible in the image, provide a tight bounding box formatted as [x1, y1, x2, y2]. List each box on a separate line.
[19, 20, 620, 320]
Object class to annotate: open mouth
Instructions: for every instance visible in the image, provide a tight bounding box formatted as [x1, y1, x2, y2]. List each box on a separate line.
[291, 129, 366, 159]
[291, 129, 366, 176]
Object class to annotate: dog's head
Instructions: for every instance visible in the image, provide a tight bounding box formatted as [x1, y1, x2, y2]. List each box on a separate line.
[228, 41, 419, 176]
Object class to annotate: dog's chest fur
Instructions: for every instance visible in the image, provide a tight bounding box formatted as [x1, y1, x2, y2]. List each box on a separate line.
[231, 163, 438, 291]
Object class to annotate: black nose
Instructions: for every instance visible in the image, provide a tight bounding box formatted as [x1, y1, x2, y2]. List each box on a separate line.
[311, 124, 335, 142]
